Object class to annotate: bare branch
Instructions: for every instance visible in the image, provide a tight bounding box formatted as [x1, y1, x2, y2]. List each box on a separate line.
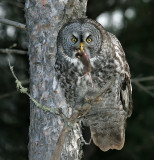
[132, 76, 154, 82]
[51, 105, 91, 160]
[4, 75, 154, 100]
[51, 125, 69, 160]
[0, 48, 27, 55]
[133, 81, 154, 98]
[0, 0, 24, 8]
[0, 80, 29, 99]
[0, 91, 18, 99]
[132, 76, 154, 98]
[145, 86, 154, 90]
[0, 18, 26, 30]
[131, 53, 154, 66]
[8, 61, 61, 115]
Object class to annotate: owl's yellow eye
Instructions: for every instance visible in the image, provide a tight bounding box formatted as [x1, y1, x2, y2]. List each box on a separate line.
[72, 37, 77, 43]
[86, 37, 92, 43]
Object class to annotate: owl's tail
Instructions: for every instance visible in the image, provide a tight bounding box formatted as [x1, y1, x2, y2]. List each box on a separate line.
[90, 126, 125, 151]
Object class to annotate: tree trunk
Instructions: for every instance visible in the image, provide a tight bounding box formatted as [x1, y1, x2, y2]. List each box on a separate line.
[24, 0, 87, 159]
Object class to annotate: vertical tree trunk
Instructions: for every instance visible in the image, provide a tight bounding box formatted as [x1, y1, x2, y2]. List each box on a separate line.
[25, 0, 87, 159]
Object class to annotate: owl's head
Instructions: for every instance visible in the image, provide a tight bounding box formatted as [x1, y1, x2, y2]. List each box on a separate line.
[58, 18, 105, 62]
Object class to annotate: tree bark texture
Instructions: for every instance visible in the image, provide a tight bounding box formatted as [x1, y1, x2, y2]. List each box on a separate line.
[25, 0, 87, 159]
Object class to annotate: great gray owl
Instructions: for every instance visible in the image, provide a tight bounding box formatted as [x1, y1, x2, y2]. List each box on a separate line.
[55, 18, 132, 151]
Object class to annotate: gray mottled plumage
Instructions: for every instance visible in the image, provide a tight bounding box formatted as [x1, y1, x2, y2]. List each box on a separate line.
[55, 18, 132, 151]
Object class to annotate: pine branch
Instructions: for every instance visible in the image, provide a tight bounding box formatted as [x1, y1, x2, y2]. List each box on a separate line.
[0, 18, 26, 30]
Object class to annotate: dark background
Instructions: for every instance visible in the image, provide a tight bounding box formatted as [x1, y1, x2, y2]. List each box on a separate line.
[0, 0, 154, 159]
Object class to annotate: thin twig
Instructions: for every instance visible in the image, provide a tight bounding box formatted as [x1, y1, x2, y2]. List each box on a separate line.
[133, 81, 154, 98]
[0, 0, 24, 8]
[0, 80, 29, 99]
[0, 91, 18, 99]
[0, 18, 26, 30]
[0, 48, 27, 55]
[132, 76, 154, 82]
[132, 76, 154, 98]
[145, 86, 154, 90]
[131, 53, 154, 66]
[8, 58, 60, 115]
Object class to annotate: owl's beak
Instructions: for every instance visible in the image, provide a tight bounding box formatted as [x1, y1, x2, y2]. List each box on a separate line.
[80, 42, 84, 52]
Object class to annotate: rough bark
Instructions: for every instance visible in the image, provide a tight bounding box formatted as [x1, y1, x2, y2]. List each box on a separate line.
[24, 0, 87, 159]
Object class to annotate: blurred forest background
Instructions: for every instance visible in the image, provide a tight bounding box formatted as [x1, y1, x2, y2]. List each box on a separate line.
[0, 0, 154, 160]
